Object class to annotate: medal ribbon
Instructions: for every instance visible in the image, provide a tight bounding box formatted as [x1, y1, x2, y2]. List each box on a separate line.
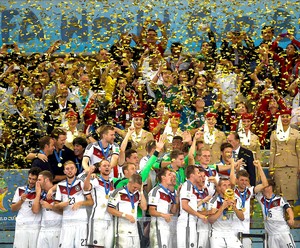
[264, 194, 275, 219]
[54, 150, 63, 164]
[125, 186, 135, 212]
[100, 176, 110, 197]
[159, 184, 176, 204]
[219, 195, 227, 217]
[75, 158, 83, 174]
[193, 183, 206, 208]
[98, 141, 110, 159]
[66, 178, 77, 198]
[238, 188, 247, 209]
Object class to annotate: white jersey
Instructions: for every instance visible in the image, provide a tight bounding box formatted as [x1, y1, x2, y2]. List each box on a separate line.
[90, 176, 114, 221]
[83, 141, 120, 166]
[148, 185, 175, 224]
[108, 186, 140, 223]
[40, 191, 62, 229]
[208, 194, 243, 236]
[55, 178, 90, 224]
[255, 192, 291, 235]
[198, 164, 220, 196]
[12, 186, 41, 227]
[178, 180, 201, 222]
[233, 186, 254, 234]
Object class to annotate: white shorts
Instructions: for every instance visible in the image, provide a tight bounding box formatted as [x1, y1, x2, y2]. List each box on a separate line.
[268, 233, 296, 248]
[115, 220, 140, 248]
[210, 234, 243, 248]
[150, 220, 171, 248]
[87, 219, 113, 247]
[37, 228, 60, 248]
[177, 219, 197, 248]
[196, 230, 210, 248]
[13, 225, 40, 248]
[59, 222, 87, 248]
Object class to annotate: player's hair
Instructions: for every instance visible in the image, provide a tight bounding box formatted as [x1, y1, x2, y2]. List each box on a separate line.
[28, 167, 42, 176]
[218, 177, 230, 186]
[63, 160, 76, 168]
[186, 165, 197, 179]
[39, 136, 52, 149]
[172, 136, 183, 142]
[129, 174, 142, 185]
[122, 162, 135, 174]
[236, 170, 250, 179]
[267, 179, 275, 190]
[39, 170, 53, 182]
[157, 167, 171, 183]
[170, 149, 184, 160]
[97, 125, 115, 138]
[145, 140, 156, 154]
[51, 128, 66, 139]
[72, 137, 88, 149]
[125, 149, 137, 159]
[220, 142, 233, 152]
[196, 148, 211, 157]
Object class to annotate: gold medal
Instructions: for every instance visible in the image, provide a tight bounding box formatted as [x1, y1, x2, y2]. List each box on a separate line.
[105, 195, 109, 199]
[58, 163, 62, 167]
[131, 209, 135, 213]
[102, 204, 106, 208]
[222, 215, 227, 220]
[242, 208, 246, 212]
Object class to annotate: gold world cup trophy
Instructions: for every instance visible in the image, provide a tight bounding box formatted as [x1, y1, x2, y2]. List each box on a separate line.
[223, 188, 235, 220]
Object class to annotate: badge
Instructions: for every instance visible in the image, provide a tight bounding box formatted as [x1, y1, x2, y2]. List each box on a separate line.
[58, 163, 62, 167]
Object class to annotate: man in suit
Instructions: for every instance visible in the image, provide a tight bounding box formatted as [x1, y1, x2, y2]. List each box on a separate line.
[227, 132, 256, 186]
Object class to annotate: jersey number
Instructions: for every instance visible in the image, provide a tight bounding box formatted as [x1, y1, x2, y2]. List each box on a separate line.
[28, 201, 32, 208]
[268, 210, 272, 218]
[286, 243, 294, 248]
[81, 239, 87, 246]
[69, 197, 75, 205]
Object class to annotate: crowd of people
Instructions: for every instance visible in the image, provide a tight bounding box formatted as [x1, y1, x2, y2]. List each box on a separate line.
[1, 18, 300, 248]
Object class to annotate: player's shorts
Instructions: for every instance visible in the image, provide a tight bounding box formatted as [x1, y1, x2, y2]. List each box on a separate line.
[176, 219, 197, 248]
[87, 219, 113, 247]
[196, 230, 210, 248]
[37, 227, 60, 248]
[116, 221, 140, 248]
[58, 222, 87, 248]
[210, 232, 243, 248]
[268, 232, 296, 248]
[150, 219, 171, 248]
[13, 224, 40, 248]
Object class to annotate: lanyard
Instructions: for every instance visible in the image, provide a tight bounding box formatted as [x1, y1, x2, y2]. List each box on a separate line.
[100, 176, 110, 197]
[39, 150, 45, 155]
[237, 188, 247, 208]
[98, 141, 110, 159]
[264, 194, 275, 218]
[193, 183, 206, 208]
[41, 190, 47, 200]
[25, 185, 33, 194]
[54, 150, 62, 163]
[75, 158, 83, 174]
[125, 186, 135, 211]
[66, 178, 77, 198]
[159, 183, 176, 204]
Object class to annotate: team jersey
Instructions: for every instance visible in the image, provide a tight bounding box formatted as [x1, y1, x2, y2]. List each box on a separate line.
[12, 186, 41, 227]
[208, 194, 243, 235]
[40, 191, 62, 228]
[83, 141, 120, 166]
[108, 186, 140, 223]
[178, 180, 202, 222]
[197, 164, 220, 196]
[55, 178, 90, 224]
[89, 176, 114, 221]
[233, 186, 254, 234]
[255, 192, 291, 234]
[148, 185, 176, 224]
[215, 161, 231, 178]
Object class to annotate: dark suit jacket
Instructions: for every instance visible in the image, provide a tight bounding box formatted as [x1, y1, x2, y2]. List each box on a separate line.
[237, 146, 256, 186]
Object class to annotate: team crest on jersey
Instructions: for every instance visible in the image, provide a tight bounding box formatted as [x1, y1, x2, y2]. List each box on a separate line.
[75, 185, 80, 192]
[273, 201, 278, 207]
